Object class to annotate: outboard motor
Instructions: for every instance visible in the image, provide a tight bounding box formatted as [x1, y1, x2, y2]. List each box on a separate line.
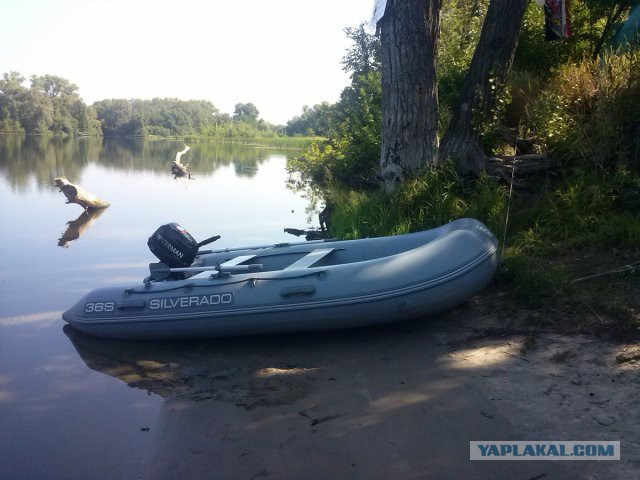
[148, 223, 220, 268]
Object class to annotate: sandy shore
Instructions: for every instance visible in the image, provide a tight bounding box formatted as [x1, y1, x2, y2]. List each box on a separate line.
[67, 303, 640, 479]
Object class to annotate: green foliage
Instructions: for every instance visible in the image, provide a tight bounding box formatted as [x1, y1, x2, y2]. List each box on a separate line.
[438, 0, 488, 116]
[326, 165, 640, 309]
[286, 102, 335, 137]
[288, 71, 382, 188]
[233, 102, 260, 125]
[91, 97, 286, 139]
[519, 50, 640, 171]
[326, 164, 507, 239]
[476, 76, 514, 154]
[514, 1, 635, 73]
[93, 97, 221, 137]
[283, 2, 640, 320]
[0, 72, 100, 135]
[287, 23, 381, 188]
[497, 167, 640, 306]
[508, 168, 640, 252]
[498, 255, 569, 305]
[332, 71, 382, 174]
[341, 23, 380, 79]
[1, 72, 288, 140]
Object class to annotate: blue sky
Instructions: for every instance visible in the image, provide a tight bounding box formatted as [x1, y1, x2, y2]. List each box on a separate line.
[0, 0, 375, 124]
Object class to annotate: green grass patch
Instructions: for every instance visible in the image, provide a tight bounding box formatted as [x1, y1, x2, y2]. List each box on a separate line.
[327, 164, 507, 239]
[324, 166, 640, 324]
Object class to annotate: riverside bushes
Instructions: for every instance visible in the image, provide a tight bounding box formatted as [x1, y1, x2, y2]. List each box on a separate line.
[522, 50, 640, 172]
[284, 3, 640, 316]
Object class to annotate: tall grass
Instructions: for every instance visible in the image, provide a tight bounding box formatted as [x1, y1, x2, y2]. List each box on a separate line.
[325, 165, 640, 306]
[290, 49, 640, 312]
[516, 50, 640, 172]
[327, 164, 507, 239]
[506, 168, 640, 253]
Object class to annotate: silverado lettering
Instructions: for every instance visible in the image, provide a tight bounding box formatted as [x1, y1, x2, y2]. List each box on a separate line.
[148, 293, 234, 310]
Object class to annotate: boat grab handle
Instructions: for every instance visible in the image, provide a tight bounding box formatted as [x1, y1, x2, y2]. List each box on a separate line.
[280, 285, 316, 298]
[117, 300, 146, 310]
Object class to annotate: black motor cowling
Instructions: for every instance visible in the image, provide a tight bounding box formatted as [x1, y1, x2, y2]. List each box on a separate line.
[148, 223, 221, 269]
[147, 223, 199, 268]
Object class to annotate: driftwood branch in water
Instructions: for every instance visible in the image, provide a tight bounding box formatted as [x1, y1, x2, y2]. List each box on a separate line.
[172, 144, 192, 178]
[54, 177, 110, 210]
[175, 144, 190, 164]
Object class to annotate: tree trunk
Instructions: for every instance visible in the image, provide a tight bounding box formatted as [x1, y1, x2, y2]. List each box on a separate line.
[54, 177, 110, 210]
[379, 0, 441, 192]
[440, 0, 529, 177]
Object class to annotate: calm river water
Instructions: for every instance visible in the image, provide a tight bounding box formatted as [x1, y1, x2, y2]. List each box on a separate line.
[0, 135, 319, 479]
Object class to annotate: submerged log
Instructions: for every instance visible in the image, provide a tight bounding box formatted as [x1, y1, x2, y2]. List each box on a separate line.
[54, 177, 110, 210]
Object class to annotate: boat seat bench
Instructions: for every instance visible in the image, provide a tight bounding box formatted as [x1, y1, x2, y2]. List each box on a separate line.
[188, 255, 258, 279]
[192, 249, 337, 279]
[285, 248, 335, 270]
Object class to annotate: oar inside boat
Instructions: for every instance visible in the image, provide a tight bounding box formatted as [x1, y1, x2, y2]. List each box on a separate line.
[149, 260, 264, 281]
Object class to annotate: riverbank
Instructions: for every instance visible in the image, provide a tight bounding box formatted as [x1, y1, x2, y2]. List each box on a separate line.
[64, 287, 640, 479]
[0, 131, 315, 150]
[163, 135, 314, 150]
[313, 164, 640, 339]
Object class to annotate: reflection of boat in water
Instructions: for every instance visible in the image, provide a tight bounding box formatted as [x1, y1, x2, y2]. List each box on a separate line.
[63, 325, 321, 406]
[64, 325, 210, 399]
[58, 208, 107, 248]
[63, 218, 498, 340]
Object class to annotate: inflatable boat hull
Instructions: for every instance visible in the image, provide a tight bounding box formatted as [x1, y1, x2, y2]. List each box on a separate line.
[62, 218, 499, 339]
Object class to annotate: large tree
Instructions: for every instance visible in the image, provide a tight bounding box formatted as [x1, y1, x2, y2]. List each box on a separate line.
[379, 0, 441, 191]
[30, 74, 82, 134]
[378, 0, 529, 186]
[440, 0, 530, 176]
[233, 102, 259, 124]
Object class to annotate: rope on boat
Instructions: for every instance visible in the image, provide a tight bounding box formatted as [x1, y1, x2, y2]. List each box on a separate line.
[500, 131, 519, 261]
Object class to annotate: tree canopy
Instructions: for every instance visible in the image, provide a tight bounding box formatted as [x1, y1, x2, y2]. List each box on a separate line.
[1, 74, 282, 139]
[0, 72, 101, 135]
[233, 102, 260, 124]
[289, 0, 640, 191]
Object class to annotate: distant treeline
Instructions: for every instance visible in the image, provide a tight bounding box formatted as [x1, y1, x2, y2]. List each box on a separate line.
[0, 73, 102, 136]
[0, 72, 285, 138]
[285, 102, 335, 137]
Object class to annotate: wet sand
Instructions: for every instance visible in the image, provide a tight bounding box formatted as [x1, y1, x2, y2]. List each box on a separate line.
[140, 325, 558, 480]
[65, 300, 640, 479]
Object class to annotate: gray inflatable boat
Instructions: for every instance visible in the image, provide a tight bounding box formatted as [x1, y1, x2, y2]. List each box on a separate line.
[62, 218, 498, 339]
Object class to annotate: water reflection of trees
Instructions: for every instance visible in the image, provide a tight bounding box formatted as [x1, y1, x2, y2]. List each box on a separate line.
[0, 135, 300, 190]
[0, 135, 95, 191]
[98, 139, 276, 177]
